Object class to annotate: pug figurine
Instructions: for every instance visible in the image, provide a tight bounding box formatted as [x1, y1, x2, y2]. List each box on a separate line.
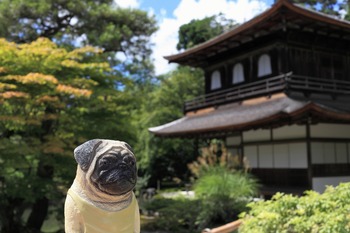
[64, 139, 140, 233]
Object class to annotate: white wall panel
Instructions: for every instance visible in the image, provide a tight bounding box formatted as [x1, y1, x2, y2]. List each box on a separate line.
[273, 125, 306, 140]
[289, 142, 307, 168]
[311, 124, 350, 138]
[336, 143, 348, 163]
[226, 136, 241, 146]
[273, 144, 289, 168]
[243, 129, 270, 142]
[323, 143, 336, 163]
[244, 145, 258, 168]
[258, 145, 273, 168]
[311, 142, 324, 164]
[313, 176, 350, 193]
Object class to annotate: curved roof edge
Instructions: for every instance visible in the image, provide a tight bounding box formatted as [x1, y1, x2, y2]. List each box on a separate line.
[164, 0, 350, 64]
[149, 95, 350, 138]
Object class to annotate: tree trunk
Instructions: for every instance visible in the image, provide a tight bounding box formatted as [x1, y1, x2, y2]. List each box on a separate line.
[1, 198, 24, 233]
[26, 106, 57, 231]
[26, 197, 49, 231]
[26, 162, 54, 231]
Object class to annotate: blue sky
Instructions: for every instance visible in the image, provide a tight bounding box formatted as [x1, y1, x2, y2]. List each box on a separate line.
[114, 0, 275, 75]
[139, 0, 181, 19]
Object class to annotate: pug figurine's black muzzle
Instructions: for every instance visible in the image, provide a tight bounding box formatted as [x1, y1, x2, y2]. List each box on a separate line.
[91, 149, 137, 196]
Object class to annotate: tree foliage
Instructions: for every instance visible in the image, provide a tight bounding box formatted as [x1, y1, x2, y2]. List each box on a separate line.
[294, 0, 350, 20]
[133, 66, 204, 187]
[177, 14, 237, 51]
[239, 182, 350, 233]
[0, 38, 134, 232]
[0, 0, 158, 84]
[0, 0, 157, 53]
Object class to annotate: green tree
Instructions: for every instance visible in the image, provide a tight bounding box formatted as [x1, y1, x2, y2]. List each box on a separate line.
[177, 14, 237, 51]
[135, 13, 236, 188]
[133, 66, 204, 187]
[0, 38, 133, 232]
[0, 0, 158, 84]
[294, 0, 349, 19]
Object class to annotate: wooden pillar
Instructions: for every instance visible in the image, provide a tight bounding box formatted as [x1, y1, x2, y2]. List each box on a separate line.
[240, 131, 244, 165]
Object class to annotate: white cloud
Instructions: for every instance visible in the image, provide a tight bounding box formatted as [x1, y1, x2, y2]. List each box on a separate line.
[114, 0, 140, 8]
[151, 0, 269, 75]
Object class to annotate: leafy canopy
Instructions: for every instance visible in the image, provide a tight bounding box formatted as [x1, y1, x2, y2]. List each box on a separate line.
[0, 0, 157, 53]
[0, 37, 133, 231]
[294, 0, 350, 20]
[177, 14, 237, 51]
[0, 0, 158, 84]
[133, 66, 204, 186]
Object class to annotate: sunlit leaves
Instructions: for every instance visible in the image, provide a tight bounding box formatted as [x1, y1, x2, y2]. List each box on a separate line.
[239, 183, 350, 233]
[56, 84, 92, 97]
[4, 73, 58, 85]
[0, 38, 104, 103]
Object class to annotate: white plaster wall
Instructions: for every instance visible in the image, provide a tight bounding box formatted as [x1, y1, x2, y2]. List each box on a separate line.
[273, 125, 306, 140]
[336, 143, 348, 163]
[311, 142, 324, 164]
[244, 145, 258, 168]
[226, 136, 241, 146]
[258, 145, 273, 168]
[311, 124, 350, 138]
[323, 143, 336, 163]
[313, 176, 350, 193]
[311, 142, 349, 164]
[289, 142, 307, 168]
[273, 144, 289, 168]
[243, 129, 270, 142]
[244, 143, 307, 169]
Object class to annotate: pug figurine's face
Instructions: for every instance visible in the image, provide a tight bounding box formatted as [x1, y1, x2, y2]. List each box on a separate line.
[74, 139, 137, 196]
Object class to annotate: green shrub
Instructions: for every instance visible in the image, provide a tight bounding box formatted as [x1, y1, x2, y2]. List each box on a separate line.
[239, 182, 350, 233]
[142, 197, 201, 233]
[195, 166, 258, 229]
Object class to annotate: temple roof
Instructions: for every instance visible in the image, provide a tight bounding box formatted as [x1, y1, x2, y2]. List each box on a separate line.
[164, 0, 350, 67]
[149, 93, 350, 138]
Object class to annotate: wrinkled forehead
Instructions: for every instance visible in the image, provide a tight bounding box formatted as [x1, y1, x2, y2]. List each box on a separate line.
[95, 140, 134, 158]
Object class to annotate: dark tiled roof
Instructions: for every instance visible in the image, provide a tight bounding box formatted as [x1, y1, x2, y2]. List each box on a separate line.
[164, 0, 350, 67]
[149, 94, 350, 137]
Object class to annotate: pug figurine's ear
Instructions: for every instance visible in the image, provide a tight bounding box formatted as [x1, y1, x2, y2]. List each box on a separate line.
[123, 142, 134, 153]
[74, 139, 102, 171]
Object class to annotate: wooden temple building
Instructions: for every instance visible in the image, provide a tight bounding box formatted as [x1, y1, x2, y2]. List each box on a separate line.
[149, 0, 350, 196]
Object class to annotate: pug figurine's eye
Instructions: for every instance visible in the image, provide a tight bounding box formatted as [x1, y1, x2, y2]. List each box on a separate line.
[123, 155, 135, 167]
[99, 157, 116, 167]
[99, 159, 108, 167]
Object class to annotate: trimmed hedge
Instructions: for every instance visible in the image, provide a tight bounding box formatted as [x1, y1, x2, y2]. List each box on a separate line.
[239, 182, 350, 233]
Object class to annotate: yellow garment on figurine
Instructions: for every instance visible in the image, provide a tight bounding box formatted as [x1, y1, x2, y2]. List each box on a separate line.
[67, 189, 136, 233]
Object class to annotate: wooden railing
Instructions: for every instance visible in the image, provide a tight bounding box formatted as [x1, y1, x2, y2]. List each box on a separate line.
[184, 73, 350, 113]
[285, 75, 350, 95]
[201, 219, 242, 233]
[185, 73, 289, 112]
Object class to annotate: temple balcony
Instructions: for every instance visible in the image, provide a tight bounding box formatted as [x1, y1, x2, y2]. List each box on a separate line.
[184, 73, 350, 113]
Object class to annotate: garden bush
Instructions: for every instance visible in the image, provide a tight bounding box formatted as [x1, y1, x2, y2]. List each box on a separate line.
[195, 166, 258, 229]
[141, 197, 201, 233]
[239, 182, 350, 233]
